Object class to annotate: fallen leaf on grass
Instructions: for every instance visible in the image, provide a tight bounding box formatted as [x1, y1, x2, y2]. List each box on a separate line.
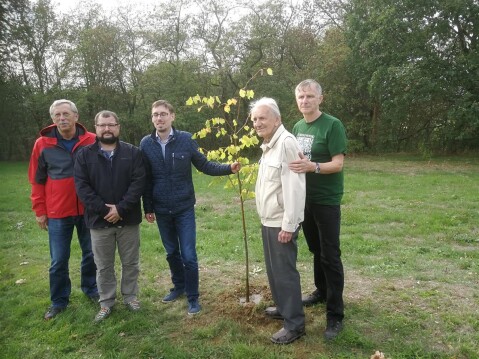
[15, 279, 27, 284]
[370, 351, 387, 359]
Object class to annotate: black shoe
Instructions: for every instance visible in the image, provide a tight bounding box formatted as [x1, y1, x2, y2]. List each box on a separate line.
[265, 306, 283, 320]
[44, 306, 66, 320]
[324, 319, 343, 340]
[302, 289, 326, 306]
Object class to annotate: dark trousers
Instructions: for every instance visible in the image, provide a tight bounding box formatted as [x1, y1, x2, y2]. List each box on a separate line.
[262, 226, 305, 331]
[302, 203, 344, 321]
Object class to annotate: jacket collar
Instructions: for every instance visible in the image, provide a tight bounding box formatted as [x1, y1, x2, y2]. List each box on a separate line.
[261, 124, 286, 151]
[150, 126, 177, 142]
[40, 122, 88, 138]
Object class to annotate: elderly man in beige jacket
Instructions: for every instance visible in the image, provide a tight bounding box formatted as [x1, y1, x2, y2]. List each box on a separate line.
[251, 97, 306, 345]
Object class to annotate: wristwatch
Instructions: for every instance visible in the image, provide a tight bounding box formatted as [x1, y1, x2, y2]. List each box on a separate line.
[315, 162, 321, 173]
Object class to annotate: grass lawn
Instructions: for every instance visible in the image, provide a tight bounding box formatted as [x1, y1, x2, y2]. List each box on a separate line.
[0, 155, 478, 358]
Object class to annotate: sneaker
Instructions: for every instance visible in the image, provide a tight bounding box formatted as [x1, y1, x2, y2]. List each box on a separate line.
[302, 289, 326, 306]
[270, 327, 306, 344]
[94, 307, 111, 322]
[162, 288, 185, 303]
[187, 299, 201, 315]
[44, 306, 66, 320]
[264, 306, 283, 320]
[324, 319, 343, 340]
[126, 300, 140, 312]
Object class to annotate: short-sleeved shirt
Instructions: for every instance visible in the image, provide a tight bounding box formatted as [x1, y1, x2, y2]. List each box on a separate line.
[292, 112, 347, 205]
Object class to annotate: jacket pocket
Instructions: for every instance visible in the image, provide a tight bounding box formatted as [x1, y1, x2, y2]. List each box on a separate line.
[263, 161, 281, 182]
[171, 151, 190, 172]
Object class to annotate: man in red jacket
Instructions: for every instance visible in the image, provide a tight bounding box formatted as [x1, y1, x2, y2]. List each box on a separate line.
[28, 99, 99, 320]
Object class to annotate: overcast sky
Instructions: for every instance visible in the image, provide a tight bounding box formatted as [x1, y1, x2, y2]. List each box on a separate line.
[53, 0, 158, 13]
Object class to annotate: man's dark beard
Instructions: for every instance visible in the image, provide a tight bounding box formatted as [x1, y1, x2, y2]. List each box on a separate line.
[97, 135, 118, 145]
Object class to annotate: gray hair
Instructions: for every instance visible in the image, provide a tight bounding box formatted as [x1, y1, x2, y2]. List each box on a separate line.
[94, 110, 119, 125]
[249, 97, 281, 118]
[49, 99, 78, 117]
[295, 79, 322, 96]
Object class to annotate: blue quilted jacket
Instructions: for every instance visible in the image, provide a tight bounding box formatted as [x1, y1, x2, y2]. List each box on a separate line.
[140, 127, 233, 215]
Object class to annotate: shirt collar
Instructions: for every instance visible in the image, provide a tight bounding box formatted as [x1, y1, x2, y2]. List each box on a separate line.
[156, 128, 174, 143]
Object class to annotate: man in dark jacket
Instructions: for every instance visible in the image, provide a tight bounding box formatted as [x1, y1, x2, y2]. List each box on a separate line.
[29, 99, 98, 320]
[140, 100, 240, 315]
[74, 110, 146, 322]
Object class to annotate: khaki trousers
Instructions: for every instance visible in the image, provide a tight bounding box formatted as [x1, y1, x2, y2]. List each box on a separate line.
[90, 225, 140, 308]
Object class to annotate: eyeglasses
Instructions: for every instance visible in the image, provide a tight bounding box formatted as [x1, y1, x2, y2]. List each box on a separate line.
[95, 123, 119, 128]
[152, 112, 170, 118]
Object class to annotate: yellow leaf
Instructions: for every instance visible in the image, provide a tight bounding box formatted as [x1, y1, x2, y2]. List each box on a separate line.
[186, 97, 193, 106]
[267, 68, 273, 75]
[207, 97, 215, 108]
[239, 89, 246, 98]
[224, 105, 230, 113]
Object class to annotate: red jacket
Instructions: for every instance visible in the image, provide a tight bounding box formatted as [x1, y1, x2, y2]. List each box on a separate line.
[28, 123, 96, 218]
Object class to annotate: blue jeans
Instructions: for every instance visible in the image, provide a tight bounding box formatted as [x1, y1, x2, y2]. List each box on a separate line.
[155, 207, 199, 301]
[302, 203, 344, 321]
[48, 216, 97, 308]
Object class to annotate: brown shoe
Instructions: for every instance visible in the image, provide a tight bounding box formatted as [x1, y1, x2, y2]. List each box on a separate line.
[270, 327, 305, 344]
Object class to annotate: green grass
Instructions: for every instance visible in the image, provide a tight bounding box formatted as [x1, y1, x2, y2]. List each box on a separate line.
[1, 156, 478, 358]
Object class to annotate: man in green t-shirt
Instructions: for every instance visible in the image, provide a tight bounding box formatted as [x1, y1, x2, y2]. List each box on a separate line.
[289, 79, 347, 340]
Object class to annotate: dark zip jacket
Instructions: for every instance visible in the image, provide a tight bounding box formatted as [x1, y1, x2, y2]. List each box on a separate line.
[74, 140, 146, 229]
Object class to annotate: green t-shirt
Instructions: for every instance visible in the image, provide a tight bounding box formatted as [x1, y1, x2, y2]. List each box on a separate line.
[292, 112, 347, 205]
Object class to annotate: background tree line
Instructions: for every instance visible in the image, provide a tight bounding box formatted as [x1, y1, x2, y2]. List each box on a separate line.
[1, 0, 477, 160]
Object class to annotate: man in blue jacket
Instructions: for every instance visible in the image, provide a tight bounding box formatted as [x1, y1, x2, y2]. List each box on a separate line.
[140, 100, 240, 315]
[74, 110, 146, 322]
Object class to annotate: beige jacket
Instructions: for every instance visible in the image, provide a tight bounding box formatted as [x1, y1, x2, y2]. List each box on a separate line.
[255, 125, 306, 232]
